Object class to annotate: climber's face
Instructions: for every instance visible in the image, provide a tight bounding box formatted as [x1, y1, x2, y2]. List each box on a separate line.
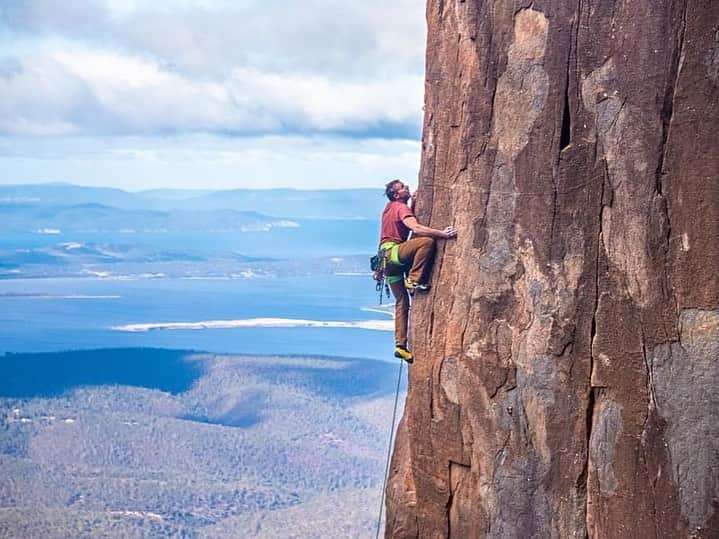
[393, 182, 411, 202]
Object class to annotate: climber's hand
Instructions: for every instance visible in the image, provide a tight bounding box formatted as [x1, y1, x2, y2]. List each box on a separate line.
[443, 225, 457, 238]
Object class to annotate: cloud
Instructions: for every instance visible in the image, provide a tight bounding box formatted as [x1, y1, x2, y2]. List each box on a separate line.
[0, 0, 426, 138]
[0, 134, 422, 190]
[0, 47, 423, 137]
[0, 54, 111, 135]
[0, 0, 427, 188]
[1, 0, 109, 38]
[3, 0, 426, 79]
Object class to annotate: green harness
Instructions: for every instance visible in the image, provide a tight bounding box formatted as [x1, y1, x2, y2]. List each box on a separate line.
[379, 241, 403, 284]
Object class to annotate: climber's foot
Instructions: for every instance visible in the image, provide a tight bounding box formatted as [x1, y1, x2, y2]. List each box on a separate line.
[394, 345, 414, 364]
[404, 279, 430, 296]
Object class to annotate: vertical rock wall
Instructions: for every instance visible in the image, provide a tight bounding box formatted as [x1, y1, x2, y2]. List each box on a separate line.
[386, 1, 718, 537]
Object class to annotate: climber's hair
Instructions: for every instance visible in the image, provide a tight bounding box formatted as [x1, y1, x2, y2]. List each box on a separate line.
[385, 179, 403, 201]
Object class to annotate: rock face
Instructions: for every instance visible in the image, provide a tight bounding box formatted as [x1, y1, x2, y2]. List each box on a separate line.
[385, 1, 718, 537]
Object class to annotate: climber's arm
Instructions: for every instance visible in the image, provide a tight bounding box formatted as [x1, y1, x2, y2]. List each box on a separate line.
[402, 216, 457, 239]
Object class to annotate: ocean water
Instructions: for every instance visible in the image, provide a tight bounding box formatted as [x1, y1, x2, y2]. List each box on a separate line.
[0, 275, 395, 361]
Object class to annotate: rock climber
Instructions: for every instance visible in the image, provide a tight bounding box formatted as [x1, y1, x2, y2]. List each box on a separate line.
[379, 179, 457, 363]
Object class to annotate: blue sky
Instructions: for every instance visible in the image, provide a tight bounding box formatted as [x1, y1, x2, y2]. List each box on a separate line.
[0, 0, 426, 190]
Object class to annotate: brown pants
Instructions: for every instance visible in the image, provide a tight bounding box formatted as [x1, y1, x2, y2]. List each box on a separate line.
[385, 236, 436, 346]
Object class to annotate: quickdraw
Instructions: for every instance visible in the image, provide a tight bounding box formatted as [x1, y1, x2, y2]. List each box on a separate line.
[371, 248, 391, 304]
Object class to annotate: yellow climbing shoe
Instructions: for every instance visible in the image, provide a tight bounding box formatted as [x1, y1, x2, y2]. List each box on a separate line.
[394, 345, 414, 364]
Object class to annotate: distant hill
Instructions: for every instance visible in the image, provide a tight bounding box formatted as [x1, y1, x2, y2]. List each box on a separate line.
[0, 184, 386, 219]
[137, 188, 216, 199]
[0, 202, 299, 233]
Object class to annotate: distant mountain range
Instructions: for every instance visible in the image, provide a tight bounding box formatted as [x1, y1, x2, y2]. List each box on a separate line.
[0, 183, 386, 220]
[0, 202, 300, 234]
[0, 183, 380, 279]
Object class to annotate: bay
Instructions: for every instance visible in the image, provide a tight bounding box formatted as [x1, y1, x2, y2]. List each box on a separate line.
[0, 275, 394, 361]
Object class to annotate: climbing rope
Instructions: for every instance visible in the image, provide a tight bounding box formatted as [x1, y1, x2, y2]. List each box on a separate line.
[375, 357, 404, 539]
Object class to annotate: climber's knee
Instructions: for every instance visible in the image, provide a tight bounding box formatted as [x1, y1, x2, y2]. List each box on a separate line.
[420, 236, 435, 250]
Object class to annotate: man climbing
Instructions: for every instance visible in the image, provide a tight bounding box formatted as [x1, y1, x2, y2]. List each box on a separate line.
[379, 179, 457, 363]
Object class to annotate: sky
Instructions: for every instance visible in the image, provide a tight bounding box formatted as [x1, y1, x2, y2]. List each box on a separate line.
[0, 0, 426, 191]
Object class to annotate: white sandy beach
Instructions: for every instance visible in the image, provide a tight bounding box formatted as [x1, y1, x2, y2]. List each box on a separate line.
[112, 317, 394, 332]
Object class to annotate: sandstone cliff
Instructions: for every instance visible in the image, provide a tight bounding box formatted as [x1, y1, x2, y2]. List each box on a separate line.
[386, 1, 718, 537]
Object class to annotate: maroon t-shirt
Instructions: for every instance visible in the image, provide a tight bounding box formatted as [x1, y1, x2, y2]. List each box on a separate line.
[380, 201, 414, 245]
